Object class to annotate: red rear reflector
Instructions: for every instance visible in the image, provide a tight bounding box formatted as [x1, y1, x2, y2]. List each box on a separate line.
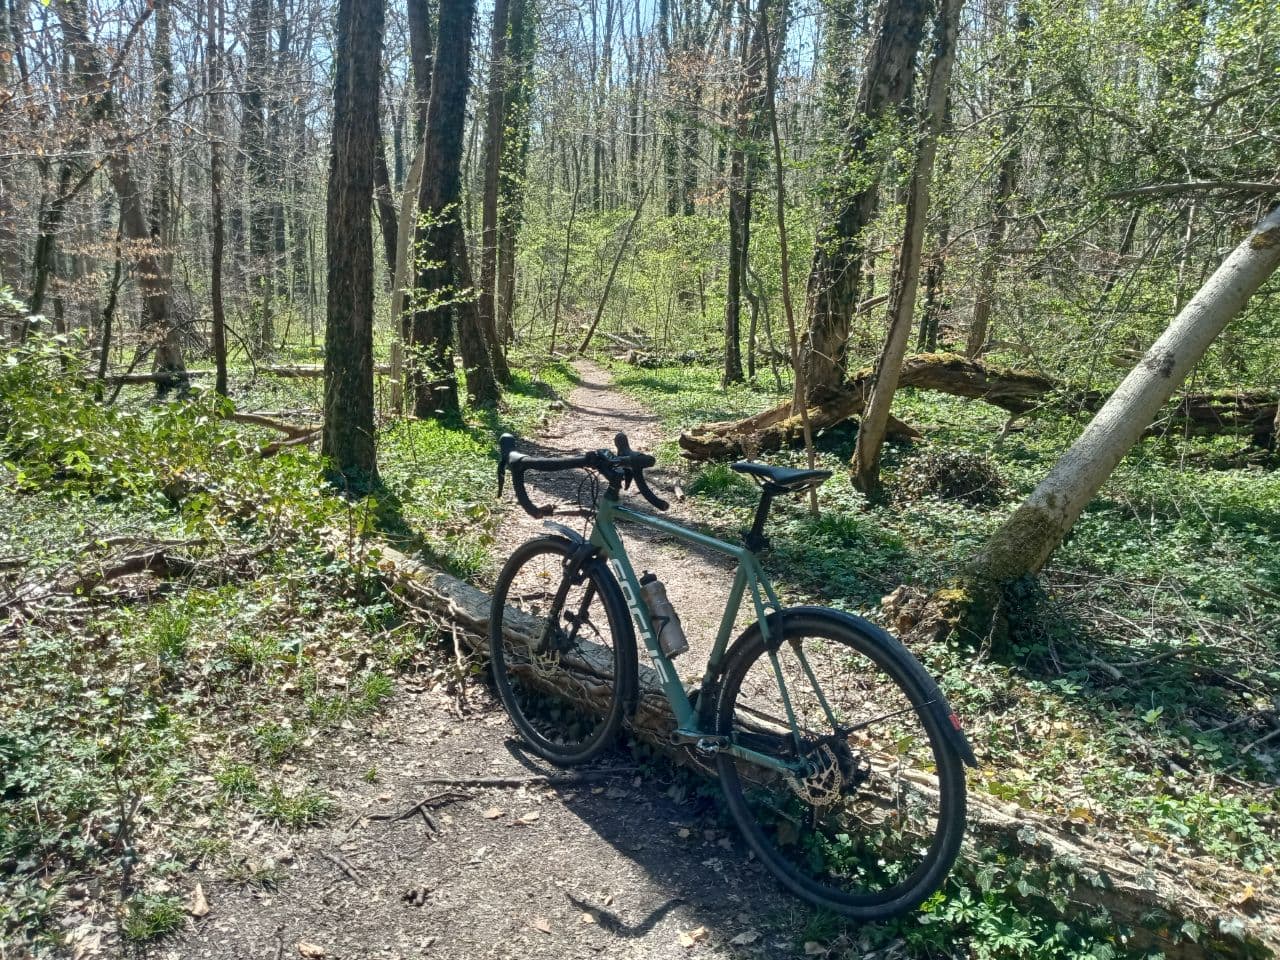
[949, 712, 963, 732]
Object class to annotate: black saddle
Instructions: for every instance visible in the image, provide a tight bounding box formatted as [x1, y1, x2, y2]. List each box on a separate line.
[731, 461, 832, 493]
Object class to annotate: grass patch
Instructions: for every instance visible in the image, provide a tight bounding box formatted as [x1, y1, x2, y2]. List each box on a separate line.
[122, 893, 186, 942]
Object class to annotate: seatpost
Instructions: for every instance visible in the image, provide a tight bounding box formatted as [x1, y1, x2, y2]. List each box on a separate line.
[744, 489, 776, 553]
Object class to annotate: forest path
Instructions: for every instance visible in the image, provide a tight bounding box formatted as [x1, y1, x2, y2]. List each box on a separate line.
[498, 358, 755, 663]
[178, 362, 804, 960]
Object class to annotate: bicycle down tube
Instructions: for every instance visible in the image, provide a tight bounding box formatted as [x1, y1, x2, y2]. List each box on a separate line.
[588, 491, 802, 776]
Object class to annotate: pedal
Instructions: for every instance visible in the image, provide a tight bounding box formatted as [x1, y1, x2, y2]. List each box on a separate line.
[695, 738, 721, 756]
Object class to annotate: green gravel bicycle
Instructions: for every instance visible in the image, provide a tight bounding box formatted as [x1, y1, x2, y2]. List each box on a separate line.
[491, 431, 975, 920]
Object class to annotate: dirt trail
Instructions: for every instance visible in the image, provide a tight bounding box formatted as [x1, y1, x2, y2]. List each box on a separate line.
[177, 363, 810, 960]
[501, 359, 757, 663]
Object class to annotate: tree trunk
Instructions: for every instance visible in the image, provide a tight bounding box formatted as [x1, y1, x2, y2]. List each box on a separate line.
[55, 0, 187, 393]
[322, 0, 384, 487]
[723, 0, 769, 387]
[851, 0, 962, 497]
[963, 7, 1029, 359]
[207, 0, 229, 396]
[477, 0, 512, 375]
[373, 130, 399, 281]
[406, 0, 497, 418]
[452, 230, 501, 406]
[244, 0, 275, 352]
[971, 205, 1280, 585]
[406, 0, 434, 136]
[0, 0, 21, 296]
[496, 0, 535, 344]
[800, 0, 930, 397]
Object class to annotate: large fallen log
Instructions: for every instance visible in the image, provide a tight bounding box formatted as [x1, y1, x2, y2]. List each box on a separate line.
[361, 536, 1278, 959]
[680, 353, 1278, 460]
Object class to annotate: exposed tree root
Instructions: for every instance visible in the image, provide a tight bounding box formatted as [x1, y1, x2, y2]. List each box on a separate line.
[679, 353, 1278, 461]
[360, 536, 1279, 959]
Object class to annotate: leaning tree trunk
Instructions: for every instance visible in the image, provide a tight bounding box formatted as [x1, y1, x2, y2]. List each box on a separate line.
[851, 0, 962, 497]
[321, 0, 383, 487]
[800, 0, 930, 398]
[972, 205, 1280, 587]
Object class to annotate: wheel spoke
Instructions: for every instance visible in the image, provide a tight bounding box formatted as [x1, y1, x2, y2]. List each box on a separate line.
[715, 617, 965, 917]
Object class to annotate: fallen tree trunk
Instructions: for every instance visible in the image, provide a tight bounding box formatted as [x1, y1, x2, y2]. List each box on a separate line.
[105, 369, 213, 385]
[361, 536, 1278, 959]
[258, 363, 394, 378]
[680, 353, 1278, 460]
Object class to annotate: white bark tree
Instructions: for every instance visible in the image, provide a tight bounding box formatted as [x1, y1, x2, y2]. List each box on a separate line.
[972, 205, 1280, 584]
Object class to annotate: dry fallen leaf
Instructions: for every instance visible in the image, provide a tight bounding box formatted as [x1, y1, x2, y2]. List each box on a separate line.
[188, 882, 210, 918]
[677, 827, 691, 839]
[516, 811, 540, 825]
[297, 942, 327, 958]
[678, 926, 709, 948]
[729, 929, 760, 946]
[581, 912, 596, 924]
[532, 918, 552, 934]
[803, 942, 827, 956]
[482, 807, 504, 820]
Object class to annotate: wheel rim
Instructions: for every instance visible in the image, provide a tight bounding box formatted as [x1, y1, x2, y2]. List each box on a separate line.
[494, 544, 622, 758]
[720, 626, 959, 908]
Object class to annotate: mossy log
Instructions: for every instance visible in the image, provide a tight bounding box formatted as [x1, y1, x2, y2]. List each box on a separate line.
[360, 536, 1278, 959]
[679, 353, 1277, 460]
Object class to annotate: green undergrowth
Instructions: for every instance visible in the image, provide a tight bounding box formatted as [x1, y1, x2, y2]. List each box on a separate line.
[0, 337, 572, 952]
[609, 359, 1280, 955]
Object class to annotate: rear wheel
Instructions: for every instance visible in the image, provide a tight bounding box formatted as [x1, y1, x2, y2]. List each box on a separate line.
[490, 536, 636, 766]
[715, 610, 966, 919]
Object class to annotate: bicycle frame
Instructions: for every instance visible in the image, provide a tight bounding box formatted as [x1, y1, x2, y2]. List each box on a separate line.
[588, 490, 807, 776]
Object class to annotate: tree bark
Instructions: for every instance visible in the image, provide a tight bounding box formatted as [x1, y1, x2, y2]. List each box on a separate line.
[373, 130, 399, 281]
[971, 205, 1280, 584]
[723, 0, 769, 386]
[851, 0, 962, 497]
[406, 0, 434, 136]
[407, 0, 498, 417]
[477, 0, 513, 376]
[55, 0, 187, 393]
[322, 0, 384, 487]
[963, 7, 1029, 359]
[800, 0, 930, 397]
[207, 0, 229, 396]
[495, 0, 534, 344]
[243, 0, 276, 352]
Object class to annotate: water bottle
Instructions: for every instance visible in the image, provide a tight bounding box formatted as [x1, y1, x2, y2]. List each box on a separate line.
[639, 571, 688, 657]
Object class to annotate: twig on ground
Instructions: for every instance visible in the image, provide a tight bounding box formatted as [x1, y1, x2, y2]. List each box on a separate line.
[320, 849, 365, 884]
[393, 789, 472, 822]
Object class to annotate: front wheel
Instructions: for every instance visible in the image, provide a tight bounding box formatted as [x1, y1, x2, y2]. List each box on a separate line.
[490, 536, 636, 766]
[715, 609, 966, 920]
